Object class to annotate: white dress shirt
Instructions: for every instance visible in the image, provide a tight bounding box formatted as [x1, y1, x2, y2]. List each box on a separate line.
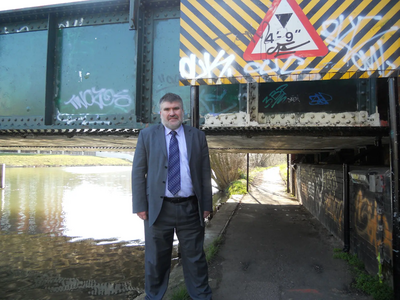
[164, 125, 194, 197]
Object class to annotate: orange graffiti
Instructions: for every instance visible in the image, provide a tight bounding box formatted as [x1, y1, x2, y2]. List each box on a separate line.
[354, 189, 392, 261]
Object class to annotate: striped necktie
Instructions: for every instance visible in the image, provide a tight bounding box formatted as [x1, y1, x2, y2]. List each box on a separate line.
[168, 131, 180, 195]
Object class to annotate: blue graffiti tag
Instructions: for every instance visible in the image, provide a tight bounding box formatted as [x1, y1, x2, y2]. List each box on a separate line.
[262, 84, 288, 108]
[309, 92, 333, 105]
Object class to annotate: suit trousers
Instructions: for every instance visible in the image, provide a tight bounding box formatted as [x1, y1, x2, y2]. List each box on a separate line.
[144, 198, 212, 300]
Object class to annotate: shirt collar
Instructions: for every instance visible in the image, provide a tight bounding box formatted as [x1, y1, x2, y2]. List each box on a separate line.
[164, 124, 183, 136]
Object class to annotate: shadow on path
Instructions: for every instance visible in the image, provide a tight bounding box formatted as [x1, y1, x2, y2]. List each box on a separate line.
[209, 167, 372, 300]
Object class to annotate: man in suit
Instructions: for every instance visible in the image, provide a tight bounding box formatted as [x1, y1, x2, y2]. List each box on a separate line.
[131, 93, 213, 300]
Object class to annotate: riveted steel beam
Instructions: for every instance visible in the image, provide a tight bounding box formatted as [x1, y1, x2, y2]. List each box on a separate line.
[389, 77, 400, 299]
[129, 0, 139, 30]
[44, 13, 57, 125]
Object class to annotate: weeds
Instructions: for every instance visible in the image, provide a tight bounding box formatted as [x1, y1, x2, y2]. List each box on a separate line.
[205, 236, 223, 263]
[227, 180, 247, 196]
[169, 237, 223, 300]
[169, 285, 190, 300]
[333, 248, 394, 300]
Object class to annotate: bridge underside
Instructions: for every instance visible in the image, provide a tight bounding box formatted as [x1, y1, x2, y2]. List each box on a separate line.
[0, 127, 388, 154]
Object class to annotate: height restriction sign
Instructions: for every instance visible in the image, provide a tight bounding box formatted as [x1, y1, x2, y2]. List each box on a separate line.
[243, 0, 328, 60]
[179, 0, 400, 85]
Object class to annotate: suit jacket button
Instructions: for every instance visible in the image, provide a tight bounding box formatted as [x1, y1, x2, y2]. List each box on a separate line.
[160, 196, 163, 198]
[165, 166, 167, 168]
[163, 181, 166, 184]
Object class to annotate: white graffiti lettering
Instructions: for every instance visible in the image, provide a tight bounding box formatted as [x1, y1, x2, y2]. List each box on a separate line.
[243, 55, 322, 79]
[321, 15, 398, 75]
[65, 88, 132, 111]
[241, 14, 397, 77]
[179, 50, 235, 80]
[58, 18, 85, 28]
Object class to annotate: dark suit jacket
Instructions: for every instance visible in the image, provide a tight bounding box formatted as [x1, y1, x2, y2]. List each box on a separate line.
[131, 124, 213, 227]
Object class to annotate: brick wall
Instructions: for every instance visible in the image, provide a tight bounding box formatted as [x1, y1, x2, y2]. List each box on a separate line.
[349, 168, 392, 279]
[295, 164, 344, 240]
[295, 164, 393, 280]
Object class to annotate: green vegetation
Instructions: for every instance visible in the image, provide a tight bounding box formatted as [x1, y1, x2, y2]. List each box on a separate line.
[205, 236, 223, 263]
[333, 249, 394, 300]
[278, 163, 287, 183]
[227, 179, 247, 196]
[169, 237, 223, 300]
[169, 285, 190, 300]
[0, 154, 131, 167]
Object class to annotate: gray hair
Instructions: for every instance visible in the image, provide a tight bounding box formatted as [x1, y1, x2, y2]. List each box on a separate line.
[159, 93, 184, 109]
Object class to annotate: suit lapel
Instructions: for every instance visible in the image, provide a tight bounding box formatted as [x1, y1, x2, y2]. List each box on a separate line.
[158, 124, 167, 158]
[183, 124, 193, 162]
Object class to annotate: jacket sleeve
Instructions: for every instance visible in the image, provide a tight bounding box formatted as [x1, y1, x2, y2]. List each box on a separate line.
[201, 131, 213, 212]
[131, 131, 148, 213]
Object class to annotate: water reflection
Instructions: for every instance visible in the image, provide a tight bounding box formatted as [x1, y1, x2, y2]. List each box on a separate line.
[0, 166, 223, 298]
[0, 166, 146, 298]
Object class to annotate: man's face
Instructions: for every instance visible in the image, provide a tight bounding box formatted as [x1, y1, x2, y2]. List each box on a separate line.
[160, 101, 184, 130]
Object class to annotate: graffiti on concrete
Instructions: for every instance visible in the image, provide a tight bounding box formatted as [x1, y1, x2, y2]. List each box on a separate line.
[353, 185, 392, 263]
[298, 166, 342, 237]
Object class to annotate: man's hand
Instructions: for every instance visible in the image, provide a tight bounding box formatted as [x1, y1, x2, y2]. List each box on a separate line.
[203, 211, 211, 219]
[137, 211, 148, 220]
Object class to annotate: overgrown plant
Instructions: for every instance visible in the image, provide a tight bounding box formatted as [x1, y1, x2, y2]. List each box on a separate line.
[228, 180, 247, 196]
[333, 249, 394, 300]
[210, 152, 245, 191]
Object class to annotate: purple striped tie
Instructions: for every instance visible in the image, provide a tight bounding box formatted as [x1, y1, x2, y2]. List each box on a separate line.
[168, 131, 180, 195]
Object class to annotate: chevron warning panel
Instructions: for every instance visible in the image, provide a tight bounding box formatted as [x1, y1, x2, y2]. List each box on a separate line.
[179, 0, 400, 85]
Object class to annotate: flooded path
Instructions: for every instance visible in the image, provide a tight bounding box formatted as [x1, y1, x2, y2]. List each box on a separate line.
[0, 166, 146, 299]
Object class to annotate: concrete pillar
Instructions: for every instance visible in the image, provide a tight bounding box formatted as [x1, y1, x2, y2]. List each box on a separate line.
[0, 164, 5, 189]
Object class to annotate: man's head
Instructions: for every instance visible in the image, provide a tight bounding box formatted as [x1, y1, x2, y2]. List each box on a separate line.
[159, 93, 184, 130]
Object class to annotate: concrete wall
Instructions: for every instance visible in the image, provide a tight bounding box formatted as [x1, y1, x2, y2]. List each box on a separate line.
[295, 164, 393, 280]
[295, 164, 344, 240]
[349, 168, 392, 279]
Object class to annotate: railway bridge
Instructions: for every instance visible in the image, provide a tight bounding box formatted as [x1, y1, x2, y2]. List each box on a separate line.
[0, 0, 399, 297]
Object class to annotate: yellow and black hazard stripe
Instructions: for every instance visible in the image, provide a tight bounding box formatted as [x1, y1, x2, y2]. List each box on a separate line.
[180, 0, 400, 85]
[180, 0, 271, 85]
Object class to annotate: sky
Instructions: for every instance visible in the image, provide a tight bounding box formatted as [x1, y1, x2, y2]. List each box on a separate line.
[0, 0, 92, 12]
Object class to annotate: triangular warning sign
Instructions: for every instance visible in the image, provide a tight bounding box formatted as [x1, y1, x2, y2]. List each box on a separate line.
[243, 0, 328, 61]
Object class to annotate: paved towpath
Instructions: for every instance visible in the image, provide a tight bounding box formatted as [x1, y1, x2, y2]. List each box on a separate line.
[207, 167, 372, 300]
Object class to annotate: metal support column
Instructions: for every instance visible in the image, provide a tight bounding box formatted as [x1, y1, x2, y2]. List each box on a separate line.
[286, 154, 290, 193]
[44, 13, 57, 125]
[389, 77, 400, 299]
[0, 164, 5, 189]
[343, 163, 350, 252]
[190, 85, 199, 129]
[247, 153, 250, 192]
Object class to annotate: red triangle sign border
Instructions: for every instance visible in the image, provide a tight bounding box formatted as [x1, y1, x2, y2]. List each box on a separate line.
[243, 0, 328, 61]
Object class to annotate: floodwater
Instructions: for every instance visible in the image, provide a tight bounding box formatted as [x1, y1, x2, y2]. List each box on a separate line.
[0, 166, 224, 299]
[0, 166, 148, 299]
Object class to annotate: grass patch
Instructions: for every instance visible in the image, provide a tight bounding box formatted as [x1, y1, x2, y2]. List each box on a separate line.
[169, 285, 190, 300]
[0, 154, 131, 167]
[205, 236, 223, 263]
[333, 249, 394, 300]
[227, 179, 247, 196]
[169, 237, 223, 300]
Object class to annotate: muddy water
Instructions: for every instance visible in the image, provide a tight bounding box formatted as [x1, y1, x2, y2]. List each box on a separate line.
[0, 166, 148, 299]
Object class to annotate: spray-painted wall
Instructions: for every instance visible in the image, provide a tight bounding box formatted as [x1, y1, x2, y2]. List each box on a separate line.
[349, 169, 392, 279]
[295, 164, 392, 279]
[296, 164, 344, 240]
